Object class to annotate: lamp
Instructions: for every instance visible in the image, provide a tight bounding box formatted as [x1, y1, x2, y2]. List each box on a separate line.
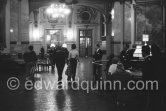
[46, 3, 71, 18]
[142, 34, 149, 45]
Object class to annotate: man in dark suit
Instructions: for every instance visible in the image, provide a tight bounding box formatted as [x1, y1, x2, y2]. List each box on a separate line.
[120, 44, 130, 69]
[53, 45, 68, 83]
[141, 45, 152, 80]
[93, 44, 103, 82]
[93, 44, 103, 61]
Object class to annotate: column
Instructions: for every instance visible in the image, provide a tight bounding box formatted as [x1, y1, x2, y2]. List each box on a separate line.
[120, 0, 125, 50]
[5, 0, 10, 52]
[18, 0, 22, 45]
[131, 0, 135, 46]
[106, 3, 113, 57]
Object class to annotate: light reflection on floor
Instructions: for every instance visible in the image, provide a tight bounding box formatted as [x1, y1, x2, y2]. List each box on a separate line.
[33, 58, 93, 111]
[1, 58, 150, 111]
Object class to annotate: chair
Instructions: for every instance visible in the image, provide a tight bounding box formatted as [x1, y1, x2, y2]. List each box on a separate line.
[110, 72, 136, 106]
[24, 61, 37, 80]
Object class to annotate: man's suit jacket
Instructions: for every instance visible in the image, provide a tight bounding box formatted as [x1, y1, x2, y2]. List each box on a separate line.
[142, 55, 153, 80]
[93, 49, 103, 61]
[53, 47, 68, 63]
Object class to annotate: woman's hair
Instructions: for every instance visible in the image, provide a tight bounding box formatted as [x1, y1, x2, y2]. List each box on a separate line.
[142, 45, 150, 55]
[111, 57, 119, 64]
[116, 63, 125, 72]
[151, 44, 160, 56]
[96, 44, 100, 48]
[28, 45, 33, 51]
[71, 44, 76, 49]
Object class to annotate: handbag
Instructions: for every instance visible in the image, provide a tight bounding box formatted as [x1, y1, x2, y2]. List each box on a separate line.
[65, 63, 72, 76]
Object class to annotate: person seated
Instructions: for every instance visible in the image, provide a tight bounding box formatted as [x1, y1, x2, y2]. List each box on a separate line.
[23, 45, 37, 79]
[111, 63, 132, 106]
[105, 54, 114, 72]
[107, 57, 119, 80]
[23, 45, 37, 64]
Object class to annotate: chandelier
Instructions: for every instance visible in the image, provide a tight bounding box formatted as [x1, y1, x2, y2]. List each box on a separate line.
[46, 3, 71, 18]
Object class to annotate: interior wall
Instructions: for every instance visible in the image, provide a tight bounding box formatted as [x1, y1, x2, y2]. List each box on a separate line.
[112, 1, 132, 56]
[8, 0, 29, 54]
[29, 4, 102, 55]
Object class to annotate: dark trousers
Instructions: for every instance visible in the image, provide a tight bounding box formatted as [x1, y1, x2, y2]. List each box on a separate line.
[68, 58, 77, 81]
[55, 61, 65, 81]
[93, 63, 101, 82]
[49, 57, 55, 70]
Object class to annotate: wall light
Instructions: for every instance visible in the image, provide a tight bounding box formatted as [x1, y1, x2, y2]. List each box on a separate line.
[111, 31, 114, 36]
[110, 9, 114, 19]
[33, 28, 40, 39]
[129, 17, 131, 21]
[10, 29, 14, 33]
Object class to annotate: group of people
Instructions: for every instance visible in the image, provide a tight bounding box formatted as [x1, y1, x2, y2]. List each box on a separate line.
[106, 43, 165, 79]
[47, 43, 79, 83]
[103, 43, 165, 110]
[141, 44, 165, 111]
[23, 43, 79, 83]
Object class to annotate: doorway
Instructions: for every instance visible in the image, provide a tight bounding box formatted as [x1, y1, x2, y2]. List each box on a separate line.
[79, 29, 92, 57]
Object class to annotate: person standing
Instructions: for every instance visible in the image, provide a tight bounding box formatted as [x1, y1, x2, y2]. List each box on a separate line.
[48, 46, 56, 71]
[120, 44, 130, 69]
[141, 45, 152, 80]
[67, 44, 79, 81]
[53, 45, 68, 83]
[141, 45, 154, 111]
[92, 44, 103, 82]
[93, 44, 103, 62]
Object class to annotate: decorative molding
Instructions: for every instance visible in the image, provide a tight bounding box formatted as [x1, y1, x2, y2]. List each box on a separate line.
[59, 0, 78, 5]
[111, 41, 131, 44]
[101, 36, 106, 41]
[10, 41, 17, 44]
[75, 6, 99, 24]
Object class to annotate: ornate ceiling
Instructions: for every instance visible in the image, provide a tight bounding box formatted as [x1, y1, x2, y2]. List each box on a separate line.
[29, 0, 164, 13]
[29, 0, 109, 13]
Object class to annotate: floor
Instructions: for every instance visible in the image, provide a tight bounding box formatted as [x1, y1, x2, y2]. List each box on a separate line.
[1, 58, 165, 111]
